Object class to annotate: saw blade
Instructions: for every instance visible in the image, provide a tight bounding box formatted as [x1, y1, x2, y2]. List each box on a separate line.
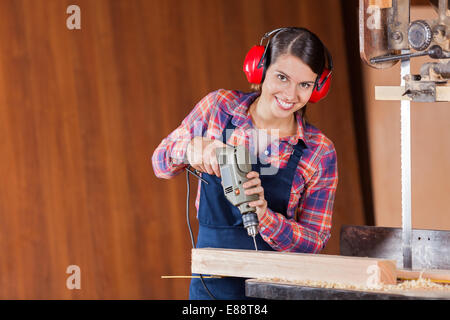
[400, 50, 412, 269]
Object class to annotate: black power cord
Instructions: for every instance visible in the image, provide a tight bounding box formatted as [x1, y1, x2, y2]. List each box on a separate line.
[186, 168, 217, 300]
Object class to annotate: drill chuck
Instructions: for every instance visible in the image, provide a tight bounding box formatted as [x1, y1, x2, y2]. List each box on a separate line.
[242, 212, 259, 237]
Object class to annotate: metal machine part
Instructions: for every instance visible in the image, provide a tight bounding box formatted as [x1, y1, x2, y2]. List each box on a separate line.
[429, 0, 450, 23]
[371, 47, 449, 102]
[408, 20, 433, 51]
[361, 0, 449, 70]
[387, 0, 411, 50]
[359, 0, 400, 69]
[216, 145, 259, 250]
[340, 225, 450, 270]
[420, 60, 450, 79]
[400, 52, 412, 269]
[363, 0, 450, 102]
[370, 44, 448, 63]
[402, 78, 437, 102]
[360, 0, 450, 270]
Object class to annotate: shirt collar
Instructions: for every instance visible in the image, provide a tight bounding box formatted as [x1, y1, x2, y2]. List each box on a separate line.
[291, 111, 308, 147]
[230, 92, 258, 130]
[230, 91, 308, 148]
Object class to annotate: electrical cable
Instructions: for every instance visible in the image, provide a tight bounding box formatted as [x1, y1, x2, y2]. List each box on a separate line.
[186, 169, 217, 300]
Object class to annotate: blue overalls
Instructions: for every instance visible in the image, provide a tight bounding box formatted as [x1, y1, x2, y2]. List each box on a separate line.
[189, 105, 307, 300]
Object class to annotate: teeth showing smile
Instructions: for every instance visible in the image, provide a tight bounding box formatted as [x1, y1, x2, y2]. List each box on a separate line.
[275, 97, 294, 110]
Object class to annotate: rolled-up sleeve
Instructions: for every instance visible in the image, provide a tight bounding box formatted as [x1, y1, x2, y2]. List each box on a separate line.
[259, 145, 338, 253]
[151, 91, 218, 179]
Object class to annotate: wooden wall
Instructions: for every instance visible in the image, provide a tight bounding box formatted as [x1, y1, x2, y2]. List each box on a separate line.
[0, 0, 365, 299]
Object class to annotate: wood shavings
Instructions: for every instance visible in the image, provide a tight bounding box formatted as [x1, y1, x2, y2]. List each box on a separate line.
[262, 278, 367, 291]
[385, 277, 450, 292]
[260, 274, 450, 293]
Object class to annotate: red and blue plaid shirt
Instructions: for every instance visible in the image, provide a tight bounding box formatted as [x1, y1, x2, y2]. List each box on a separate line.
[152, 89, 338, 253]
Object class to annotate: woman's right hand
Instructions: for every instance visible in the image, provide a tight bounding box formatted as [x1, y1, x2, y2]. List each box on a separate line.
[186, 136, 226, 177]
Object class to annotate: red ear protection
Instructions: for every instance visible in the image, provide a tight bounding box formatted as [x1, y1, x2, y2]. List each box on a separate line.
[309, 67, 332, 103]
[243, 28, 333, 103]
[243, 45, 266, 84]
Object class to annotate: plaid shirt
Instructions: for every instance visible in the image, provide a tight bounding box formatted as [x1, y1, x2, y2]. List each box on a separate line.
[152, 89, 338, 253]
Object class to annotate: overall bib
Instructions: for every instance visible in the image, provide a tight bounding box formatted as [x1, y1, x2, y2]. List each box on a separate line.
[189, 115, 306, 300]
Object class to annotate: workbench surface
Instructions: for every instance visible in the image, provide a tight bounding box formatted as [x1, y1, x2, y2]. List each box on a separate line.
[245, 279, 450, 300]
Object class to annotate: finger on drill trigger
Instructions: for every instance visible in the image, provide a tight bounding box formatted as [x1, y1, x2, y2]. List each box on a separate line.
[204, 162, 214, 176]
[210, 152, 221, 177]
[245, 186, 264, 196]
[249, 199, 263, 207]
[246, 171, 259, 179]
[243, 177, 261, 189]
[215, 164, 221, 177]
[205, 161, 218, 177]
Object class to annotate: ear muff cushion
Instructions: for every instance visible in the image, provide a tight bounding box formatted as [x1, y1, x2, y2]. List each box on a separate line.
[243, 45, 266, 84]
[309, 68, 332, 103]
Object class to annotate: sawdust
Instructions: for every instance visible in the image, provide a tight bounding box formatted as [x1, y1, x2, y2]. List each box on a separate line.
[384, 277, 450, 291]
[260, 274, 450, 293]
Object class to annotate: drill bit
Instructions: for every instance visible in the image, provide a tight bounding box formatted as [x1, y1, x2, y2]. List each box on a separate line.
[252, 235, 258, 251]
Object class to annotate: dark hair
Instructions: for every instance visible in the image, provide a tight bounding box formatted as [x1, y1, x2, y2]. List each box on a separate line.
[252, 27, 327, 126]
[269, 27, 326, 76]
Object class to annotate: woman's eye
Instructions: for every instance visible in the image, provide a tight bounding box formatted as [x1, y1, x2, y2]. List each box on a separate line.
[277, 74, 287, 81]
[300, 82, 311, 89]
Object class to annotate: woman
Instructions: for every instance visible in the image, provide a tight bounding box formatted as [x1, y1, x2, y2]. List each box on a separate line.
[152, 27, 338, 299]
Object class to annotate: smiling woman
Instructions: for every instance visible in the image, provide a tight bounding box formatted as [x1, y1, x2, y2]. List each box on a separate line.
[251, 54, 319, 136]
[249, 27, 333, 131]
[152, 27, 338, 300]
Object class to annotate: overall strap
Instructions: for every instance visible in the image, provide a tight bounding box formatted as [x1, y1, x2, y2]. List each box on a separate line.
[221, 116, 236, 143]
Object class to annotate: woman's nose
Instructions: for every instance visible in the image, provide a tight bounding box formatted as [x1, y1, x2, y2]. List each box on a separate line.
[283, 83, 297, 101]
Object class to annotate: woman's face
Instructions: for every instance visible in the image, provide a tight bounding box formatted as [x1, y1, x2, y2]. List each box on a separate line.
[259, 53, 317, 120]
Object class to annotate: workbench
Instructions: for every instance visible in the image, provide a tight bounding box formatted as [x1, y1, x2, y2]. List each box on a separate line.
[245, 279, 450, 300]
[244, 225, 450, 300]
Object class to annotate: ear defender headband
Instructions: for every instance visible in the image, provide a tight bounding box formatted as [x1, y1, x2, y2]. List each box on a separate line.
[243, 27, 333, 103]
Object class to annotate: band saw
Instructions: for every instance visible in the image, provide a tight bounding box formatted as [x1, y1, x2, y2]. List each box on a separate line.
[244, 0, 450, 299]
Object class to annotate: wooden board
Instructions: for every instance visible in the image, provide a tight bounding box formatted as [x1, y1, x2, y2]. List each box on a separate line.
[375, 86, 450, 101]
[398, 269, 450, 283]
[192, 248, 397, 288]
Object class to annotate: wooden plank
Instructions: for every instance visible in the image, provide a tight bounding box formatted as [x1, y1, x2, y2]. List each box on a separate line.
[375, 86, 450, 101]
[192, 248, 397, 288]
[397, 269, 450, 284]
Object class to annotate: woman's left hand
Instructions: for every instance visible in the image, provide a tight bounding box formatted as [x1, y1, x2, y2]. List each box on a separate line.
[243, 171, 267, 220]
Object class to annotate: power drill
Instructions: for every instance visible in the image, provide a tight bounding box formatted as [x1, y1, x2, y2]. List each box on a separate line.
[215, 145, 259, 250]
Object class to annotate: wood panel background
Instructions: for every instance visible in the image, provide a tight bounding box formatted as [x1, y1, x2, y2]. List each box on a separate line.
[0, 0, 365, 299]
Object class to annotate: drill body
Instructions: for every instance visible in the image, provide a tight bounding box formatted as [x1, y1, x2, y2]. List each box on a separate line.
[215, 145, 259, 239]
